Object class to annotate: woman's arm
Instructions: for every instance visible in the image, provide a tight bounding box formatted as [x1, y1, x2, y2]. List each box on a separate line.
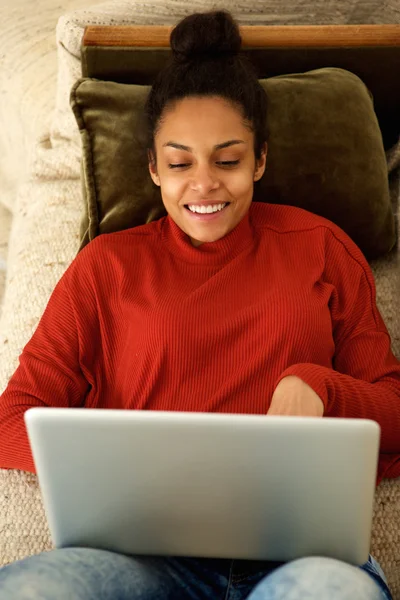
[274, 227, 400, 456]
[0, 262, 93, 473]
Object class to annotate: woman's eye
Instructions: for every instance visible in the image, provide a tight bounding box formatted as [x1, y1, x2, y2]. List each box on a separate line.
[217, 161, 240, 167]
[168, 160, 240, 169]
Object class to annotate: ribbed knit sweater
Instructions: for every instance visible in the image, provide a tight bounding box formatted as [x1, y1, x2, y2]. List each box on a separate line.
[1, 202, 399, 484]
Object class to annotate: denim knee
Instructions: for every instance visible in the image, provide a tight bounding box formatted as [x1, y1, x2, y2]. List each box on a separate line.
[0, 547, 170, 600]
[247, 556, 388, 600]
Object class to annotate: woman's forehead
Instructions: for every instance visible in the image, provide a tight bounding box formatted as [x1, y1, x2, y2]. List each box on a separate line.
[156, 97, 252, 147]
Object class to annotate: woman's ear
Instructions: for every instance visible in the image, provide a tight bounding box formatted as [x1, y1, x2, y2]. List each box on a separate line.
[148, 149, 161, 187]
[254, 142, 267, 182]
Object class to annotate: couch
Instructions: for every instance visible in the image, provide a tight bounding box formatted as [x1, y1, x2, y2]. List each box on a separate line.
[0, 0, 399, 597]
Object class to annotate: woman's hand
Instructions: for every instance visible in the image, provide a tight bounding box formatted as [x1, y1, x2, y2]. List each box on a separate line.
[267, 376, 324, 417]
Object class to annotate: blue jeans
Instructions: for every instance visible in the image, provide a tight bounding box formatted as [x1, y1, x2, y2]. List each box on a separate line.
[0, 549, 392, 599]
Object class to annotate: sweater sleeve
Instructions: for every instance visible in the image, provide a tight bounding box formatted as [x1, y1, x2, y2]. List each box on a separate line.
[0, 260, 93, 473]
[275, 226, 400, 470]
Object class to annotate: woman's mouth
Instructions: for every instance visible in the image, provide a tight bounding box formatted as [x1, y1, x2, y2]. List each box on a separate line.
[184, 203, 230, 220]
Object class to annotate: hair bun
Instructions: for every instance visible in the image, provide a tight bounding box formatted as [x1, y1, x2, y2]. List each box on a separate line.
[170, 10, 242, 63]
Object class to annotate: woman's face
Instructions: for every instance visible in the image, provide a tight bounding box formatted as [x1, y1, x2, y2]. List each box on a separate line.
[148, 96, 267, 247]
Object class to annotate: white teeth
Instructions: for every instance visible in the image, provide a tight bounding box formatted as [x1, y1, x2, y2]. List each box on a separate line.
[187, 203, 227, 214]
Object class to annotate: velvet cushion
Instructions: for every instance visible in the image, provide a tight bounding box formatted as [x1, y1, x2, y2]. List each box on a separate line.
[70, 67, 396, 259]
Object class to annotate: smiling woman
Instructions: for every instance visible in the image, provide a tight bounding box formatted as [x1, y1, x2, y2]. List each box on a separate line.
[147, 96, 267, 246]
[144, 10, 268, 247]
[0, 8, 399, 600]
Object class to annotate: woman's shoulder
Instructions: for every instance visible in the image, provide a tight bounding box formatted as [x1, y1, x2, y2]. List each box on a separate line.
[80, 218, 167, 256]
[99, 218, 166, 244]
[250, 202, 368, 267]
[66, 218, 167, 277]
[250, 201, 342, 235]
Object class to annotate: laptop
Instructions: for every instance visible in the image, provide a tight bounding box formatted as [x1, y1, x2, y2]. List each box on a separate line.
[24, 408, 380, 565]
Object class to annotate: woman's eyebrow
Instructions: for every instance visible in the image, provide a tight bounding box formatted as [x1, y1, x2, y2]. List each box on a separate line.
[162, 139, 246, 152]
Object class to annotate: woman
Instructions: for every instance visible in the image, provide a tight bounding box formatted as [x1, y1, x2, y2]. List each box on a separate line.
[0, 9, 399, 600]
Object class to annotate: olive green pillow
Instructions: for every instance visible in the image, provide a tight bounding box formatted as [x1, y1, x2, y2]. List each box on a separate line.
[70, 67, 396, 259]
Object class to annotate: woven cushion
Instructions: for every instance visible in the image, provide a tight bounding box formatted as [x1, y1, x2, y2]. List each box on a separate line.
[70, 67, 396, 260]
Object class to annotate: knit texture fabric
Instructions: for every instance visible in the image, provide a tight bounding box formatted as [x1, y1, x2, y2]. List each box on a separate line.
[0, 1, 399, 597]
[1, 201, 400, 481]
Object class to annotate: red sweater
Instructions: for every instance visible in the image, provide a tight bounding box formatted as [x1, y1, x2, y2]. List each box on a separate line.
[1, 202, 399, 485]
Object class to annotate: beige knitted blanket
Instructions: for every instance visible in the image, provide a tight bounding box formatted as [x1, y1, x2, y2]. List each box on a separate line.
[0, 0, 399, 596]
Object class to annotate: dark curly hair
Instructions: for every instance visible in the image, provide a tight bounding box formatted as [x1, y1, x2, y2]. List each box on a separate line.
[144, 9, 268, 168]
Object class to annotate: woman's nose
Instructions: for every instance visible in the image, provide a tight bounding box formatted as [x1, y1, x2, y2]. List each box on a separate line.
[190, 164, 220, 194]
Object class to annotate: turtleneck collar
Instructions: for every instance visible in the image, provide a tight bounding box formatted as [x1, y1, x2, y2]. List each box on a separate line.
[161, 205, 254, 265]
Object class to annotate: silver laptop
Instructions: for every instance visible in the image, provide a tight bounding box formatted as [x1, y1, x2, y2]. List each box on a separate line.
[24, 408, 380, 565]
